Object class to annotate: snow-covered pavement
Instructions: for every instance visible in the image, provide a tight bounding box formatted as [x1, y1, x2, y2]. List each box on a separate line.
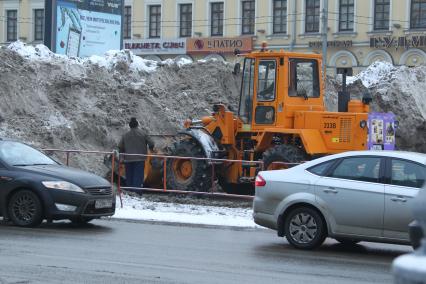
[113, 194, 259, 228]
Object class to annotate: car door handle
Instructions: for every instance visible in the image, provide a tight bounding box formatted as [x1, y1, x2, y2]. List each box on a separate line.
[323, 187, 338, 194]
[391, 196, 407, 203]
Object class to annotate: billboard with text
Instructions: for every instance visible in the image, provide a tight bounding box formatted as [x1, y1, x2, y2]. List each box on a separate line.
[45, 0, 123, 57]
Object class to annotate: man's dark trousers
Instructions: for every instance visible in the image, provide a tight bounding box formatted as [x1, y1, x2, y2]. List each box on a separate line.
[125, 161, 145, 188]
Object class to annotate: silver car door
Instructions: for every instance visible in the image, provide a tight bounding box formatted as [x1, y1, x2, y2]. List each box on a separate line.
[383, 158, 425, 240]
[315, 156, 385, 237]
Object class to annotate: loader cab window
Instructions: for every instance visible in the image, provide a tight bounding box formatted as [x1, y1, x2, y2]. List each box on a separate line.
[289, 59, 320, 99]
[255, 106, 275, 124]
[257, 60, 276, 101]
[239, 58, 255, 124]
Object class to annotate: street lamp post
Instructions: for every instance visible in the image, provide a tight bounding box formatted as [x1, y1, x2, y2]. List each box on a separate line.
[392, 188, 426, 283]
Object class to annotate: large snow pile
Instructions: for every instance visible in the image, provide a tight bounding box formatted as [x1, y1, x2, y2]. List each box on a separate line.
[328, 62, 426, 152]
[0, 42, 240, 174]
[1, 40, 424, 180]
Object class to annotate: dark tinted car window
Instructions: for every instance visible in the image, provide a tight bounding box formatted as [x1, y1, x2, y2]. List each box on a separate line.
[0, 141, 57, 166]
[330, 157, 381, 183]
[391, 159, 425, 188]
[307, 160, 335, 176]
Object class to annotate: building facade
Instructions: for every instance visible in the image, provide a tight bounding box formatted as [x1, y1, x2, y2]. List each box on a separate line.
[2, 0, 426, 75]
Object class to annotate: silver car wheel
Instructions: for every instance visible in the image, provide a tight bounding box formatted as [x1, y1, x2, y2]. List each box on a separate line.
[289, 213, 318, 244]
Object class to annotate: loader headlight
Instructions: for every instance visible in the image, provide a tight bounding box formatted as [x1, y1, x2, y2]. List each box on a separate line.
[42, 181, 85, 193]
[360, 120, 367, 129]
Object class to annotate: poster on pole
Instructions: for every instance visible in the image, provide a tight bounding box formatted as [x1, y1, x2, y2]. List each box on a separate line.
[367, 112, 396, 151]
[45, 0, 123, 57]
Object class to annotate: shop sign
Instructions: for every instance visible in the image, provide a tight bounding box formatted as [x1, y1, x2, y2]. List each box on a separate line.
[370, 35, 426, 49]
[309, 40, 353, 48]
[124, 39, 186, 55]
[186, 37, 253, 54]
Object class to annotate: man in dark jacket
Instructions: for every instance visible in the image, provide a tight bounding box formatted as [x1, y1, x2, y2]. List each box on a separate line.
[118, 117, 155, 189]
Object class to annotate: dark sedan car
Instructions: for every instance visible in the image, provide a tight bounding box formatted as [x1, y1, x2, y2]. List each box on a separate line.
[0, 139, 115, 227]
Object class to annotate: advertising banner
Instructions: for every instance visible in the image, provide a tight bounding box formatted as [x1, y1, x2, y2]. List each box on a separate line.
[368, 112, 396, 150]
[45, 0, 123, 57]
[124, 39, 186, 55]
[186, 37, 253, 54]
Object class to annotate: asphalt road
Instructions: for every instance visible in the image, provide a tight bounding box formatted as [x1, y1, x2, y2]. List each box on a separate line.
[0, 219, 412, 284]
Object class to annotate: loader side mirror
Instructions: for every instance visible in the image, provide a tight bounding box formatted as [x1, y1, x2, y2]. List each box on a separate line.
[233, 63, 241, 75]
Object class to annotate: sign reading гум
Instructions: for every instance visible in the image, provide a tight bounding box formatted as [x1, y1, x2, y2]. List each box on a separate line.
[370, 35, 426, 49]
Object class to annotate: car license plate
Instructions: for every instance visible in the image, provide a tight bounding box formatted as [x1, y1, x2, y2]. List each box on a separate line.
[372, 144, 383, 150]
[95, 199, 113, 209]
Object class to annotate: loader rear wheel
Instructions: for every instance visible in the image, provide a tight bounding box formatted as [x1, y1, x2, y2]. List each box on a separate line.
[166, 139, 212, 192]
[262, 145, 306, 170]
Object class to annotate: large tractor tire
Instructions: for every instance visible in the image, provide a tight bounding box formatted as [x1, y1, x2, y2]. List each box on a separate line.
[262, 145, 306, 171]
[166, 139, 212, 192]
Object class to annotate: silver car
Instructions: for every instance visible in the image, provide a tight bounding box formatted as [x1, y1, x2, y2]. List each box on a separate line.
[253, 151, 426, 249]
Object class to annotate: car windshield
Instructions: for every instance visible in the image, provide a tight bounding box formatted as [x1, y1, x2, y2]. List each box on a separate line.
[0, 141, 57, 166]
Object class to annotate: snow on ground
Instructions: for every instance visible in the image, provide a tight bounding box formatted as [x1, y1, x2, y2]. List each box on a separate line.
[113, 194, 259, 228]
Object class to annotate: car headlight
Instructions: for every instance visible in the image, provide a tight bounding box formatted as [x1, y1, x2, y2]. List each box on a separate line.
[42, 181, 85, 193]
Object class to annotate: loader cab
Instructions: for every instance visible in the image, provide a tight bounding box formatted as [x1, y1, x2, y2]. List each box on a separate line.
[238, 56, 278, 130]
[238, 52, 324, 132]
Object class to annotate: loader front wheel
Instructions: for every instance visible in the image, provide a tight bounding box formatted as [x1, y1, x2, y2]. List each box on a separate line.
[166, 139, 212, 192]
[262, 145, 306, 170]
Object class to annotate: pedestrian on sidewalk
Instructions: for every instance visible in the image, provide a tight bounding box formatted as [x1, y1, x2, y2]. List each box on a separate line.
[118, 117, 155, 189]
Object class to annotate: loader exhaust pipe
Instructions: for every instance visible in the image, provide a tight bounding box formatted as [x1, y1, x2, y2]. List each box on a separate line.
[338, 69, 350, 112]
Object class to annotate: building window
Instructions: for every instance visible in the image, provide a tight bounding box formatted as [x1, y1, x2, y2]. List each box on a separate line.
[180, 4, 192, 37]
[273, 0, 287, 34]
[411, 0, 426, 29]
[7, 10, 18, 42]
[34, 9, 44, 41]
[124, 6, 131, 39]
[211, 2, 224, 36]
[241, 0, 255, 35]
[305, 0, 320, 33]
[374, 0, 390, 30]
[339, 0, 354, 31]
[149, 5, 161, 38]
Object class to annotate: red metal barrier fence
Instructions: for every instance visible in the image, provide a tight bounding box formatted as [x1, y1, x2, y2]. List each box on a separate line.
[42, 149, 301, 208]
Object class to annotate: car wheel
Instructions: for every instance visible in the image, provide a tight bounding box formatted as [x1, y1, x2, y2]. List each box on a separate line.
[284, 207, 326, 250]
[70, 217, 94, 224]
[336, 238, 360, 246]
[8, 190, 43, 227]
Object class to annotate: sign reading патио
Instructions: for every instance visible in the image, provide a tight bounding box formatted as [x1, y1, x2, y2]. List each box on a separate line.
[370, 35, 426, 49]
[186, 37, 253, 54]
[45, 0, 123, 58]
[124, 39, 186, 55]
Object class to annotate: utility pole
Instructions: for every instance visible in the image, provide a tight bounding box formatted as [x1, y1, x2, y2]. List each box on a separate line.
[321, 0, 329, 76]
